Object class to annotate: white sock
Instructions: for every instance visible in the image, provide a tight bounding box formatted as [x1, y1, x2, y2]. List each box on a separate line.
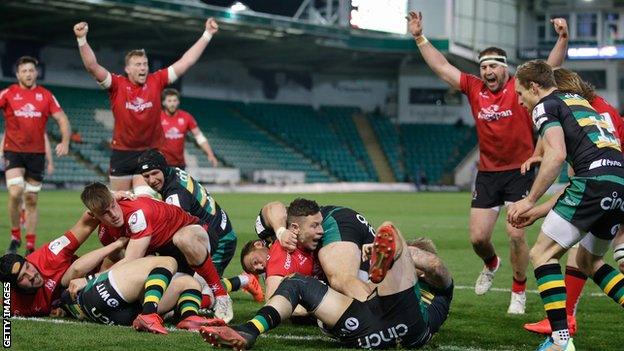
[552, 329, 570, 345]
[239, 274, 250, 287]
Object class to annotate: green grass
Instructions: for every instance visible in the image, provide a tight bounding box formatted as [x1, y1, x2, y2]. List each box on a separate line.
[2, 191, 623, 350]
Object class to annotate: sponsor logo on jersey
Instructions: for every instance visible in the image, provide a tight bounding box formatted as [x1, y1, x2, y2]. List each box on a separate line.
[344, 317, 359, 331]
[165, 127, 184, 140]
[532, 103, 547, 129]
[477, 104, 513, 122]
[254, 215, 266, 235]
[48, 235, 71, 255]
[178, 118, 185, 125]
[165, 194, 181, 207]
[128, 209, 147, 233]
[125, 97, 153, 112]
[14, 103, 42, 118]
[357, 323, 409, 348]
[600, 191, 624, 211]
[13, 93, 23, 101]
[45, 279, 57, 291]
[95, 283, 120, 308]
[283, 252, 292, 270]
[589, 159, 623, 170]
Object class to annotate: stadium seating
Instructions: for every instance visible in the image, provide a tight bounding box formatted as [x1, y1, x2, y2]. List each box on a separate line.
[368, 115, 405, 182]
[237, 102, 374, 181]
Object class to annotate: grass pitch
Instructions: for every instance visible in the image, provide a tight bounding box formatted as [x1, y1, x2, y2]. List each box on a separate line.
[1, 191, 623, 351]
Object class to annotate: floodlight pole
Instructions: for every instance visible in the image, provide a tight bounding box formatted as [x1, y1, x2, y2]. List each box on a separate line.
[293, 0, 350, 27]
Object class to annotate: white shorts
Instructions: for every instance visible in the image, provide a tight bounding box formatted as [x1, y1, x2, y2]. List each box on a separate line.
[541, 210, 614, 256]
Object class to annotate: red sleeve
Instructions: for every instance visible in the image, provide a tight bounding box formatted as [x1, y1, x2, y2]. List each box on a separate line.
[109, 73, 122, 92]
[265, 243, 291, 277]
[187, 112, 198, 130]
[47, 92, 62, 115]
[0, 88, 8, 108]
[43, 231, 80, 262]
[154, 69, 169, 90]
[460, 72, 480, 95]
[126, 207, 154, 240]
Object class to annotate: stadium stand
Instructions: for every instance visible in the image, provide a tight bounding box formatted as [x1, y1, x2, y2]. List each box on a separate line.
[368, 115, 405, 182]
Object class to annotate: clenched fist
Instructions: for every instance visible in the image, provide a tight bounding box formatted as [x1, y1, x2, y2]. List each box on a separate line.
[73, 22, 89, 38]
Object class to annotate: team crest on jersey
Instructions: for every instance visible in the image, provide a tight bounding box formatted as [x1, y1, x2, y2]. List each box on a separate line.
[178, 118, 185, 125]
[35, 93, 43, 101]
[477, 104, 512, 122]
[128, 209, 147, 233]
[14, 103, 42, 118]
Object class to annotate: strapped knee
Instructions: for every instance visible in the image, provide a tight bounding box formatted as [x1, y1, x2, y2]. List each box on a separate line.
[24, 182, 42, 193]
[6, 177, 24, 188]
[273, 273, 328, 312]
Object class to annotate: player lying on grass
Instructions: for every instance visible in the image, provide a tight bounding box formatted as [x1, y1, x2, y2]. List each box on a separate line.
[0, 210, 113, 316]
[59, 255, 225, 334]
[203, 222, 453, 350]
[518, 67, 624, 336]
[254, 199, 375, 301]
[137, 149, 263, 303]
[81, 182, 233, 322]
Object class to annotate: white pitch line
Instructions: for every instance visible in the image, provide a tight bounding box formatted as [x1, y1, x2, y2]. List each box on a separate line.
[454, 284, 605, 297]
[12, 317, 508, 350]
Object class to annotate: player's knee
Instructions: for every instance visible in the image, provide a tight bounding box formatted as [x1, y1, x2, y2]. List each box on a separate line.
[158, 256, 178, 272]
[23, 192, 38, 207]
[24, 182, 42, 194]
[507, 232, 526, 248]
[171, 274, 200, 291]
[7, 178, 24, 199]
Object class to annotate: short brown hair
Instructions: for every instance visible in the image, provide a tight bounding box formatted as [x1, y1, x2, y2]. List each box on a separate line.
[515, 60, 557, 90]
[124, 49, 147, 66]
[81, 182, 114, 214]
[478, 47, 507, 59]
[553, 68, 596, 102]
[162, 88, 180, 102]
[15, 56, 38, 70]
[286, 198, 320, 226]
[240, 240, 261, 273]
[407, 237, 438, 254]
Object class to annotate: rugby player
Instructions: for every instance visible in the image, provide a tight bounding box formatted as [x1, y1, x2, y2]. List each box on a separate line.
[60, 255, 225, 334]
[508, 60, 624, 350]
[81, 182, 233, 322]
[519, 68, 624, 335]
[160, 89, 218, 169]
[407, 11, 569, 313]
[73, 18, 218, 194]
[1, 56, 71, 255]
[200, 222, 453, 350]
[0, 211, 113, 317]
[254, 199, 375, 301]
[137, 149, 262, 302]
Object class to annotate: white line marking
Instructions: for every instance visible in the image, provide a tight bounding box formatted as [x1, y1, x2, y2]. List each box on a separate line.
[454, 285, 605, 297]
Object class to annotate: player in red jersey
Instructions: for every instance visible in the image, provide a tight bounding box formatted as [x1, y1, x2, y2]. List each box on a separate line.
[0, 211, 122, 316]
[73, 18, 219, 194]
[408, 11, 569, 313]
[517, 68, 624, 335]
[1, 56, 71, 256]
[161, 88, 218, 169]
[80, 182, 233, 322]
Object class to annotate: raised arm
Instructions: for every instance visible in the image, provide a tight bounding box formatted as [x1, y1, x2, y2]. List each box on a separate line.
[170, 18, 219, 79]
[190, 127, 218, 167]
[262, 201, 297, 251]
[50, 111, 71, 156]
[408, 11, 461, 90]
[546, 18, 569, 68]
[73, 22, 111, 84]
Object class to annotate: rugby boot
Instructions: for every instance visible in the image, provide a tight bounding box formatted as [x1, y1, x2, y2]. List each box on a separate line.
[241, 273, 264, 303]
[536, 337, 575, 351]
[176, 315, 225, 332]
[6, 239, 20, 255]
[200, 325, 256, 350]
[524, 315, 577, 336]
[369, 224, 399, 284]
[132, 313, 168, 335]
[474, 256, 501, 295]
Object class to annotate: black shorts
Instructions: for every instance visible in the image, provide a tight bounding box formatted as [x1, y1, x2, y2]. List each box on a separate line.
[78, 272, 141, 325]
[321, 207, 376, 272]
[329, 286, 434, 349]
[417, 281, 454, 334]
[109, 149, 145, 177]
[4, 151, 45, 182]
[471, 169, 535, 208]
